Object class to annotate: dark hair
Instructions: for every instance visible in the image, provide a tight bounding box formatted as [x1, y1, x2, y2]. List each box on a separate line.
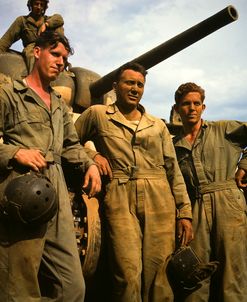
[175, 82, 205, 104]
[35, 30, 74, 56]
[115, 62, 148, 82]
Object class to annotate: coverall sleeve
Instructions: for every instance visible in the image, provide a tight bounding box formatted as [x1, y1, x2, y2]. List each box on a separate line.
[74, 108, 99, 158]
[0, 88, 21, 170]
[83, 146, 99, 161]
[45, 14, 64, 34]
[61, 103, 95, 172]
[74, 107, 98, 144]
[162, 124, 192, 219]
[0, 17, 23, 53]
[225, 121, 247, 170]
[225, 121, 247, 147]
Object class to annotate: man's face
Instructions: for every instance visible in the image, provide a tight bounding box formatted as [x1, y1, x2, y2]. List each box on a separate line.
[31, 0, 46, 17]
[114, 69, 145, 110]
[175, 92, 205, 126]
[34, 42, 68, 82]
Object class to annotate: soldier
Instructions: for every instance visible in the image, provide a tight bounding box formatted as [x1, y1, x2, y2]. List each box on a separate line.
[0, 0, 64, 72]
[0, 30, 101, 301]
[75, 62, 193, 302]
[173, 82, 247, 302]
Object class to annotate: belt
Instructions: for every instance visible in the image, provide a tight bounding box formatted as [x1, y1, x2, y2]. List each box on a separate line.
[196, 179, 239, 227]
[112, 166, 166, 181]
[198, 179, 237, 195]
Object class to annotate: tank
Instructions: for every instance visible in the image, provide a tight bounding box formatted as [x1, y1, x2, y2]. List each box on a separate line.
[0, 5, 239, 287]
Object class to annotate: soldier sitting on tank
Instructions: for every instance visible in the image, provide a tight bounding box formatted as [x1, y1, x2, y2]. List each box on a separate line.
[0, 0, 64, 73]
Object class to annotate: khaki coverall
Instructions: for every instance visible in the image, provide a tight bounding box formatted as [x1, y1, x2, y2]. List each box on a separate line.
[0, 80, 93, 302]
[75, 103, 192, 302]
[173, 120, 247, 302]
[0, 14, 64, 72]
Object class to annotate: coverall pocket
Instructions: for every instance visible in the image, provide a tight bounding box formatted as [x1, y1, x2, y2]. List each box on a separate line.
[14, 111, 43, 132]
[99, 130, 126, 160]
[224, 188, 246, 212]
[203, 146, 225, 172]
[145, 135, 164, 165]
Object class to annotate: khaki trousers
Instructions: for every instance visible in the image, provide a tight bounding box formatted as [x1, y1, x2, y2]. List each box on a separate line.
[104, 177, 176, 302]
[183, 188, 247, 302]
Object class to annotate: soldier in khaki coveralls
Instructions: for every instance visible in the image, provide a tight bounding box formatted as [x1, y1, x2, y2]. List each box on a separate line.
[173, 82, 247, 302]
[0, 0, 64, 72]
[75, 63, 194, 302]
[0, 31, 101, 301]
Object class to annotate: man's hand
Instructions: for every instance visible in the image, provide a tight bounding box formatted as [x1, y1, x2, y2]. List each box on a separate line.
[94, 154, 113, 180]
[235, 168, 247, 189]
[177, 218, 194, 246]
[83, 164, 101, 198]
[13, 149, 47, 171]
[38, 22, 47, 35]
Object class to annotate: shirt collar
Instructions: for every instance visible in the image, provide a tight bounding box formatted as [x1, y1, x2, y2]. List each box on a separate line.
[13, 79, 61, 98]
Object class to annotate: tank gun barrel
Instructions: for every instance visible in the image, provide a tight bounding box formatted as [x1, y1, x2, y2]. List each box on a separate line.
[90, 5, 238, 98]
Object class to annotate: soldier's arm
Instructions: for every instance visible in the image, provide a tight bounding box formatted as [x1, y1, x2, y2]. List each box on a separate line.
[0, 16, 23, 53]
[44, 14, 64, 31]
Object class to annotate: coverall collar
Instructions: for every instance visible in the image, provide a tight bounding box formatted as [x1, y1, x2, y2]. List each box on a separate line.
[106, 102, 155, 131]
[26, 13, 45, 26]
[13, 79, 62, 114]
[174, 120, 208, 150]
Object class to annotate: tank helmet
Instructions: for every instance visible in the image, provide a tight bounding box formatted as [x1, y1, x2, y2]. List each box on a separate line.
[2, 172, 57, 225]
[167, 246, 219, 291]
[27, 0, 49, 12]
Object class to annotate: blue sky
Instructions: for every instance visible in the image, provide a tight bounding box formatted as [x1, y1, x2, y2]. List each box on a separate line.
[0, 0, 246, 121]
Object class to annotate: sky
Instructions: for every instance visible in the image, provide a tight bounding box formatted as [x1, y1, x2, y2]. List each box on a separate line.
[0, 0, 246, 122]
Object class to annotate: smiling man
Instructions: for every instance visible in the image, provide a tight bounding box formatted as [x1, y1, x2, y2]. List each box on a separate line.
[0, 30, 101, 302]
[173, 82, 247, 302]
[75, 62, 193, 302]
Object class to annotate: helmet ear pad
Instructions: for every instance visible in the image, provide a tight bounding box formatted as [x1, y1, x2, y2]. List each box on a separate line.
[2, 172, 57, 225]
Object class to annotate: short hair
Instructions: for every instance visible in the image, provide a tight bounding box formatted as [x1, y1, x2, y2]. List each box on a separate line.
[35, 30, 74, 56]
[175, 82, 205, 104]
[115, 62, 148, 82]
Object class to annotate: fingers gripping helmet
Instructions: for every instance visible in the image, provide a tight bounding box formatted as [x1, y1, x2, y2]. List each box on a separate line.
[27, 0, 49, 12]
[2, 172, 57, 225]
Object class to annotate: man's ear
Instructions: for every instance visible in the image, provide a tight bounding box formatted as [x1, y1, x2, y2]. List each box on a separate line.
[33, 46, 41, 59]
[202, 103, 206, 111]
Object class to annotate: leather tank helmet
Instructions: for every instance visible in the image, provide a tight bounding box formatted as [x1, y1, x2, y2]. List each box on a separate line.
[27, 0, 49, 13]
[167, 246, 219, 291]
[1, 172, 57, 225]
